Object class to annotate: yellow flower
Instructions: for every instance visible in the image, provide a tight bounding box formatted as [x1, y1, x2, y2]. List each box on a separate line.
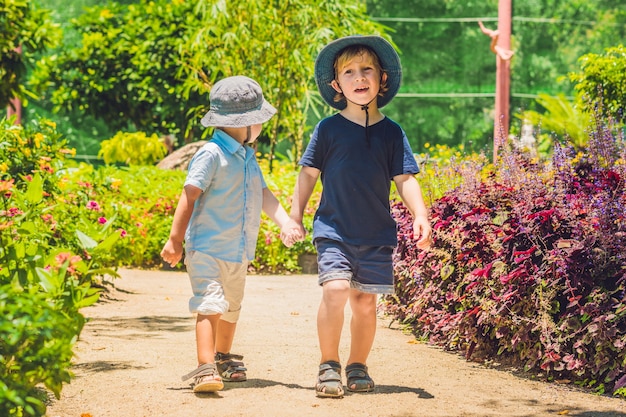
[34, 133, 44, 148]
[42, 120, 57, 129]
[0, 162, 7, 173]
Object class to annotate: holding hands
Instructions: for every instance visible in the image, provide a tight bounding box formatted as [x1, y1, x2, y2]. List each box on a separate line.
[280, 218, 307, 248]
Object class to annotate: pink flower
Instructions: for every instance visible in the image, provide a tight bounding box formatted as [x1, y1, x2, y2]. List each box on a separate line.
[86, 200, 101, 211]
[118, 228, 127, 238]
[98, 217, 107, 224]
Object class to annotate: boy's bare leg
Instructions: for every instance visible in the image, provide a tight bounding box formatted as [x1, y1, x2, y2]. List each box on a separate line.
[346, 290, 377, 366]
[215, 320, 237, 353]
[317, 280, 350, 363]
[196, 313, 221, 364]
[214, 320, 246, 381]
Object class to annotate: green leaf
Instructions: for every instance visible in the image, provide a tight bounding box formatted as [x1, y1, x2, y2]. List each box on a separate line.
[25, 174, 44, 204]
[94, 232, 120, 252]
[441, 264, 455, 280]
[76, 230, 98, 250]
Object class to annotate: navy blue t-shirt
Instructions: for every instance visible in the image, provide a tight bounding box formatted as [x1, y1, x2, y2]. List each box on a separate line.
[299, 113, 419, 246]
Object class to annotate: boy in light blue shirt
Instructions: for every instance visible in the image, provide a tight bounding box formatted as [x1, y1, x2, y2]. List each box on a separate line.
[161, 76, 296, 393]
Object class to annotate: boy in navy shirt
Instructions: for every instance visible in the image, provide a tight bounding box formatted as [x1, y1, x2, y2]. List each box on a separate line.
[285, 35, 432, 398]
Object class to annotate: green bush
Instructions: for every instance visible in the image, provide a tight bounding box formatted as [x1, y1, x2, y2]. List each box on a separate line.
[0, 118, 119, 416]
[98, 131, 168, 166]
[0, 285, 81, 417]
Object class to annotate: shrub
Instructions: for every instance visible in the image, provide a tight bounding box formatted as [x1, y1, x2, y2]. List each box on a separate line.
[384, 114, 626, 395]
[98, 131, 168, 166]
[0, 118, 119, 417]
[0, 285, 82, 417]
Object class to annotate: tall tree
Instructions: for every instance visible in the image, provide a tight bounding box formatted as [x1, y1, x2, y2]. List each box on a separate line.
[185, 0, 388, 165]
[30, 0, 388, 164]
[0, 0, 59, 110]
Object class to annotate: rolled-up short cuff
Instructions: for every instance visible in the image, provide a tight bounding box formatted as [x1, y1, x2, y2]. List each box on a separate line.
[350, 281, 394, 295]
[221, 306, 242, 323]
[190, 297, 228, 316]
[319, 270, 352, 286]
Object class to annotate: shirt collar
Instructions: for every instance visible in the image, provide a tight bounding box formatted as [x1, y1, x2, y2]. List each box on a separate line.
[212, 129, 244, 155]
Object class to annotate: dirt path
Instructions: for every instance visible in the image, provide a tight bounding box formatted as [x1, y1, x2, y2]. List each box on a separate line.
[46, 268, 626, 417]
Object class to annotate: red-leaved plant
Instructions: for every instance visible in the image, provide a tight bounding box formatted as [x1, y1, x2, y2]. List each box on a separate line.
[384, 115, 626, 395]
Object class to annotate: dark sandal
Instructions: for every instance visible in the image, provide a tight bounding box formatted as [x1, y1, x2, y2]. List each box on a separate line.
[181, 363, 224, 393]
[316, 360, 344, 398]
[215, 352, 247, 382]
[345, 363, 375, 392]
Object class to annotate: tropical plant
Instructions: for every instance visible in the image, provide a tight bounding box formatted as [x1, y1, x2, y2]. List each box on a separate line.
[515, 93, 590, 154]
[569, 44, 626, 124]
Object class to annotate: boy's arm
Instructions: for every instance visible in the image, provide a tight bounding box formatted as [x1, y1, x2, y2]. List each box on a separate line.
[393, 174, 432, 250]
[289, 166, 319, 222]
[262, 186, 290, 227]
[161, 184, 202, 267]
[282, 166, 320, 244]
[262, 187, 300, 248]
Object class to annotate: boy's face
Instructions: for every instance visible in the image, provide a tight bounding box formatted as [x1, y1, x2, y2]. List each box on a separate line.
[331, 51, 387, 108]
[246, 123, 263, 144]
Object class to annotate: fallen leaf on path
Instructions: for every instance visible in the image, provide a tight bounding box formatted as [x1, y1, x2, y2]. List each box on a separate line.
[557, 410, 570, 415]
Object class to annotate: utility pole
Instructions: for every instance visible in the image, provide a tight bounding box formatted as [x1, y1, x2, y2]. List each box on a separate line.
[494, 0, 512, 162]
[479, 0, 513, 162]
[6, 45, 22, 125]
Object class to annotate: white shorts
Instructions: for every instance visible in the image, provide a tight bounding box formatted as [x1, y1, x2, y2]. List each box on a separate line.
[184, 250, 247, 323]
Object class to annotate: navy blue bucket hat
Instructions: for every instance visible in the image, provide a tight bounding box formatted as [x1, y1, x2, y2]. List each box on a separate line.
[314, 35, 402, 110]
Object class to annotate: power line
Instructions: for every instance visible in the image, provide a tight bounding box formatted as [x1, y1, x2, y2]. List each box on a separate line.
[396, 92, 574, 100]
[372, 16, 622, 26]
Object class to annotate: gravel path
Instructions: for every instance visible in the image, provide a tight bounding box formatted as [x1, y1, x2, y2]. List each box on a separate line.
[46, 268, 626, 417]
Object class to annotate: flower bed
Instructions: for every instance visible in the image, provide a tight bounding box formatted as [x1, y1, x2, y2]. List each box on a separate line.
[384, 118, 626, 395]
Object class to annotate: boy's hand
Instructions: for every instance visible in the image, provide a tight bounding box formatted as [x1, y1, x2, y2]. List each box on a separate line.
[161, 239, 183, 267]
[280, 218, 306, 247]
[413, 216, 433, 250]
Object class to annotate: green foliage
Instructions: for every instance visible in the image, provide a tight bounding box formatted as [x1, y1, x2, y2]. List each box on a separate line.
[0, 117, 120, 417]
[29, 0, 389, 163]
[30, 1, 205, 140]
[365, 0, 624, 154]
[0, 0, 60, 108]
[515, 93, 591, 153]
[187, 0, 389, 164]
[0, 285, 79, 417]
[569, 44, 626, 124]
[98, 131, 168, 166]
[67, 164, 185, 268]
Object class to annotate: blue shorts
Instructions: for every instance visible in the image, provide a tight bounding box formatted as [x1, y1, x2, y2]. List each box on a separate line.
[314, 238, 395, 294]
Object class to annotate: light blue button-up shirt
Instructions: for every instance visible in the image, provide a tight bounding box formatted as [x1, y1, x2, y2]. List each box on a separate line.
[184, 130, 266, 263]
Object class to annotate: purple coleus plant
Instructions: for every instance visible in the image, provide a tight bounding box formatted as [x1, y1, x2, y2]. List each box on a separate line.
[385, 116, 626, 394]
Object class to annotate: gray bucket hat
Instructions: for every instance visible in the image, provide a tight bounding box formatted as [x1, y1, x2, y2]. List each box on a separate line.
[200, 76, 277, 127]
[314, 35, 402, 110]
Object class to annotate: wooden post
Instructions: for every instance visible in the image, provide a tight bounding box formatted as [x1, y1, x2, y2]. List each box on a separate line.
[493, 0, 512, 162]
[7, 45, 22, 125]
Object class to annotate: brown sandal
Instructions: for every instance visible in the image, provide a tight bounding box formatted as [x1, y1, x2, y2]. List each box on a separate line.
[181, 363, 224, 392]
[316, 361, 344, 398]
[215, 352, 247, 382]
[345, 363, 375, 392]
